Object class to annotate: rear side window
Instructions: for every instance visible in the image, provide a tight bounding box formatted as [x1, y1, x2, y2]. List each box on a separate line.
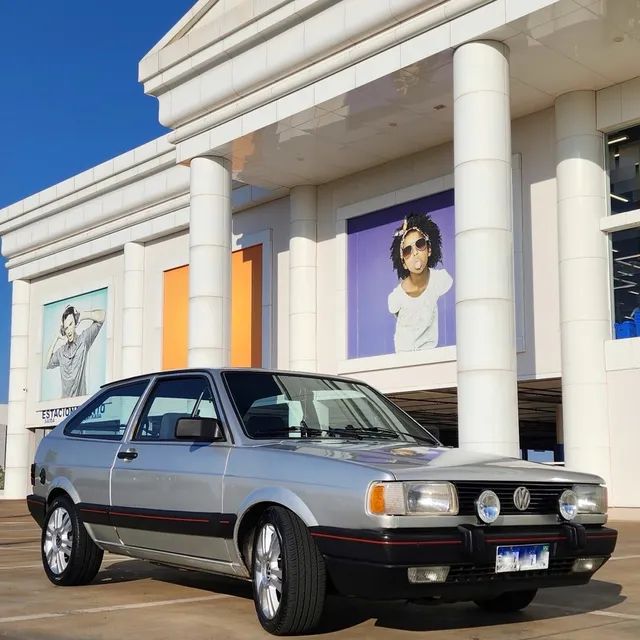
[64, 381, 149, 440]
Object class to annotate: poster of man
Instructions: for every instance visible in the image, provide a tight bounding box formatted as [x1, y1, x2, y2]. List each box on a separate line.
[347, 190, 455, 359]
[41, 288, 108, 401]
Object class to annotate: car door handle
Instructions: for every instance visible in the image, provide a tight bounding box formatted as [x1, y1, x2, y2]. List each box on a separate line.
[117, 449, 138, 461]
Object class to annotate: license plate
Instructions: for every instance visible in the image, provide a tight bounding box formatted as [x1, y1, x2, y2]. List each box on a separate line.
[495, 544, 550, 573]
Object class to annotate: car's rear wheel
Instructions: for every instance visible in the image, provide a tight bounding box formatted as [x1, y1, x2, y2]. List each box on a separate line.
[474, 588, 538, 612]
[251, 506, 326, 635]
[41, 494, 103, 586]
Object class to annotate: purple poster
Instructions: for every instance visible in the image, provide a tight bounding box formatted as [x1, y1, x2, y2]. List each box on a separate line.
[347, 190, 455, 359]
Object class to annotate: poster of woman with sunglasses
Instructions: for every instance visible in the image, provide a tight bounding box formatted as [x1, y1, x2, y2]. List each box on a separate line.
[388, 214, 453, 352]
[346, 190, 455, 359]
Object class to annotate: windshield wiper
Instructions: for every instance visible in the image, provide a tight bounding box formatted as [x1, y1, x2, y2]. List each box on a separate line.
[326, 426, 364, 440]
[356, 427, 400, 439]
[253, 425, 323, 439]
[326, 425, 399, 440]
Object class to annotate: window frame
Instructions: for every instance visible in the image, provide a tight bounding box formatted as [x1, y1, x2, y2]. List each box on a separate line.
[221, 369, 440, 444]
[131, 373, 226, 444]
[63, 379, 151, 442]
[605, 123, 640, 341]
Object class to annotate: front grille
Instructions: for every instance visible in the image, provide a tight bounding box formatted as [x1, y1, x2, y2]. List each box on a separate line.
[453, 482, 573, 516]
[447, 557, 575, 583]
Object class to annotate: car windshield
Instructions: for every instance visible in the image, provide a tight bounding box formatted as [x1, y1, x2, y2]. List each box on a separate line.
[223, 371, 439, 445]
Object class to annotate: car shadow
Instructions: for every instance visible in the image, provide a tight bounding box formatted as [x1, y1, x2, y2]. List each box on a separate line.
[93, 562, 626, 635]
[316, 579, 626, 634]
[93, 559, 254, 599]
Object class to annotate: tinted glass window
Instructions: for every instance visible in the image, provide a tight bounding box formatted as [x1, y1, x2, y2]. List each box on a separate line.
[134, 377, 218, 441]
[223, 371, 438, 444]
[612, 227, 640, 339]
[608, 125, 640, 214]
[64, 381, 149, 440]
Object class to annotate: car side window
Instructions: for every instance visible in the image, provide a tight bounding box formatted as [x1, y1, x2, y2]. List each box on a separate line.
[134, 376, 218, 441]
[64, 380, 149, 440]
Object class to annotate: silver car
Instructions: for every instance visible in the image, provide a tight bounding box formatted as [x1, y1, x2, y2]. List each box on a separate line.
[28, 369, 617, 635]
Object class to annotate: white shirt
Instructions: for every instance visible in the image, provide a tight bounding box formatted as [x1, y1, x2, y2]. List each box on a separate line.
[387, 268, 453, 352]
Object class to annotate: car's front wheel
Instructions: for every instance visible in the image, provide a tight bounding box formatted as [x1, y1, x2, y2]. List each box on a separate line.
[251, 506, 326, 635]
[474, 588, 538, 612]
[41, 494, 103, 586]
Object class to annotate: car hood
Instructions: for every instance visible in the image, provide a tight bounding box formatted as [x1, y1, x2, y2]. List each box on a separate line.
[261, 441, 603, 484]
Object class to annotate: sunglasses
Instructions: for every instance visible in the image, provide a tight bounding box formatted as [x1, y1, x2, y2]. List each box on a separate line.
[401, 236, 429, 258]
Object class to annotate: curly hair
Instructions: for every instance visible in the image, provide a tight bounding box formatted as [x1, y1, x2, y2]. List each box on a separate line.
[389, 213, 443, 280]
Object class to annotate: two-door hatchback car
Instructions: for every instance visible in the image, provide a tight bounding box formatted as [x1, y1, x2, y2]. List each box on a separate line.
[27, 368, 617, 635]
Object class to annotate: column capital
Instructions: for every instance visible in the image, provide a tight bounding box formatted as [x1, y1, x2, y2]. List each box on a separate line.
[189, 155, 230, 168]
[555, 90, 598, 142]
[290, 185, 318, 223]
[453, 40, 510, 118]
[454, 38, 509, 53]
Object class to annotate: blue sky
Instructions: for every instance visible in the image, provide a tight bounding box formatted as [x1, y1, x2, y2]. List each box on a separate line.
[0, 1, 195, 403]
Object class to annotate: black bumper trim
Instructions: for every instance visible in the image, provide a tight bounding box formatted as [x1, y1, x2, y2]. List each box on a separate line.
[26, 494, 46, 528]
[78, 502, 237, 539]
[310, 524, 617, 599]
[324, 556, 598, 600]
[27, 496, 237, 539]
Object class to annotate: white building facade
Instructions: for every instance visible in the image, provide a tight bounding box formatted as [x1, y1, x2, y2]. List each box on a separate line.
[1, 0, 639, 517]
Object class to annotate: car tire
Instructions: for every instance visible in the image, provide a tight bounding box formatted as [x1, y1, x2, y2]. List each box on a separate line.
[41, 494, 104, 586]
[474, 588, 538, 612]
[251, 506, 326, 635]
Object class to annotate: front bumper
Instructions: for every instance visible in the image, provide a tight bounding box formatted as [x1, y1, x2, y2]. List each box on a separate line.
[310, 523, 617, 600]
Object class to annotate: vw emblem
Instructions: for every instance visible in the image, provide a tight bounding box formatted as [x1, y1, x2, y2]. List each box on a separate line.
[513, 486, 531, 511]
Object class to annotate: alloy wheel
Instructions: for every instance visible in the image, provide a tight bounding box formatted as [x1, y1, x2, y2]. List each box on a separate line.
[254, 522, 283, 619]
[43, 506, 73, 574]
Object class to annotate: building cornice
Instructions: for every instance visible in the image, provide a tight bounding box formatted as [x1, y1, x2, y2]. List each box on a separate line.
[0, 137, 178, 237]
[142, 0, 489, 139]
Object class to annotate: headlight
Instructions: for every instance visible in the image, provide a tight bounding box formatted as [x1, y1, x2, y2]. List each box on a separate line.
[573, 484, 608, 514]
[559, 489, 578, 520]
[367, 481, 458, 516]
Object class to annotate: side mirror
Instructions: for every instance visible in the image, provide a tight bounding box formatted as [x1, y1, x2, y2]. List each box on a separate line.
[175, 417, 225, 442]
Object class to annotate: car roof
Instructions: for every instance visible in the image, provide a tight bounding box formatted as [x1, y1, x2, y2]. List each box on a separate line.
[100, 367, 363, 389]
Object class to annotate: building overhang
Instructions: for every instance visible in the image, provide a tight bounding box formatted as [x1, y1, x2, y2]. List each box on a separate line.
[0, 136, 285, 282]
[141, 0, 640, 189]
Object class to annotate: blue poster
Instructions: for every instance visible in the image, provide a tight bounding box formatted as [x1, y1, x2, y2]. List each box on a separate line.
[41, 288, 108, 401]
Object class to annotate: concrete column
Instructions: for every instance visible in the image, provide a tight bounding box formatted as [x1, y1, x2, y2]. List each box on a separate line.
[289, 186, 317, 372]
[555, 91, 611, 485]
[4, 280, 31, 499]
[188, 156, 232, 368]
[453, 41, 519, 457]
[121, 242, 145, 378]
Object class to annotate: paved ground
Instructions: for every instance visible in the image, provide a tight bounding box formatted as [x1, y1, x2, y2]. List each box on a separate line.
[0, 500, 638, 640]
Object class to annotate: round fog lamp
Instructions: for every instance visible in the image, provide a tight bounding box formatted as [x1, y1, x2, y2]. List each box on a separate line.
[476, 490, 501, 524]
[559, 489, 578, 520]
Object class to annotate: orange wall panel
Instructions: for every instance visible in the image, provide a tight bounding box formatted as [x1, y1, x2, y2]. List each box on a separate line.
[231, 245, 263, 367]
[162, 266, 189, 369]
[161, 245, 262, 370]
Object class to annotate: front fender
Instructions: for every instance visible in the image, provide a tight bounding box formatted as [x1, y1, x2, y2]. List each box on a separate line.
[235, 486, 319, 529]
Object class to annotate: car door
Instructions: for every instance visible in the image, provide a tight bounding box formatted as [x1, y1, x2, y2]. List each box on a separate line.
[54, 379, 150, 547]
[110, 373, 232, 562]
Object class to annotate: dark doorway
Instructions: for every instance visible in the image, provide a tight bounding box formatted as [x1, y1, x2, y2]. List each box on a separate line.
[388, 378, 562, 461]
